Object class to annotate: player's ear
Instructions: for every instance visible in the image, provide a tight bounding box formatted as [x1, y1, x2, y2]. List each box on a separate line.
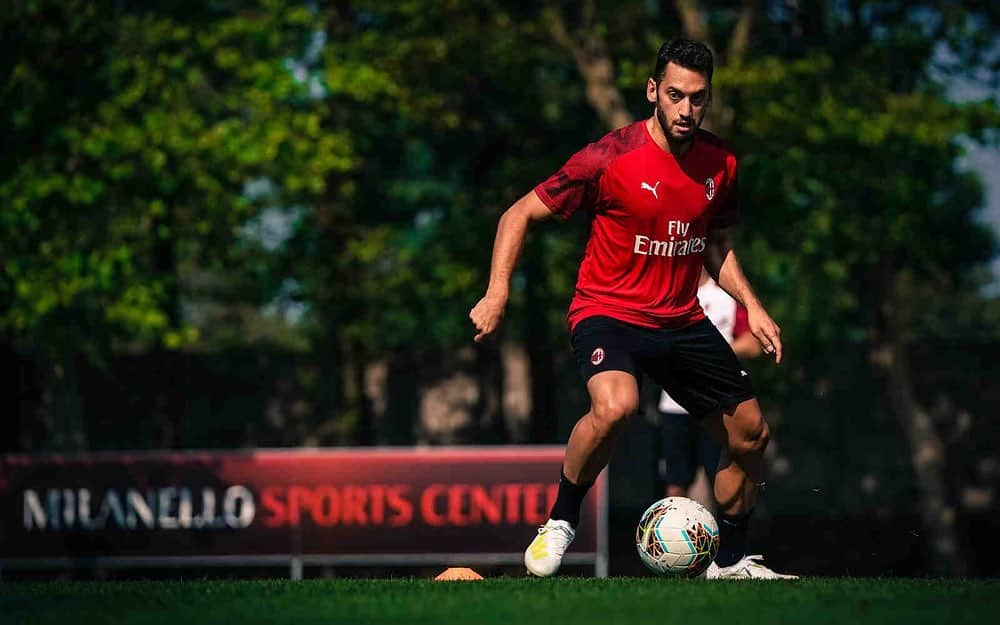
[646, 78, 658, 104]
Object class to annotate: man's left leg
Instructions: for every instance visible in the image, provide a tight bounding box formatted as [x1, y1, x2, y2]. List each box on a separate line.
[702, 398, 797, 579]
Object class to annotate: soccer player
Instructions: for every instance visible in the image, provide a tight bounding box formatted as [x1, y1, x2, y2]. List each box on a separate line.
[469, 38, 794, 579]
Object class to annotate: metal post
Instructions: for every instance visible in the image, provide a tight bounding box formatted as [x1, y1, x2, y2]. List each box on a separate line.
[596, 467, 610, 578]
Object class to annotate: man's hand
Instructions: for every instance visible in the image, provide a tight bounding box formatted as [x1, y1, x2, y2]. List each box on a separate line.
[747, 304, 783, 364]
[469, 294, 507, 342]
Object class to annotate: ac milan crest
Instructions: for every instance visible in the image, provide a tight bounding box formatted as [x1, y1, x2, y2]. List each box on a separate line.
[590, 347, 605, 366]
[704, 177, 716, 200]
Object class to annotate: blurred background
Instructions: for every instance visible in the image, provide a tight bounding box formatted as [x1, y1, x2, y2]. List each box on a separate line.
[2, 0, 999, 578]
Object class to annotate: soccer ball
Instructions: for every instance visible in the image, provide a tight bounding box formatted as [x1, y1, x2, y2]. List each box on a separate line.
[636, 496, 719, 577]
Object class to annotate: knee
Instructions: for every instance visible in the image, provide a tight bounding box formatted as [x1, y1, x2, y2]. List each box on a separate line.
[731, 419, 769, 457]
[589, 396, 638, 434]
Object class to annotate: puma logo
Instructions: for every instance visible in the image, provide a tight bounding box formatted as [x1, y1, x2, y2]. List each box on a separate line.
[640, 181, 660, 199]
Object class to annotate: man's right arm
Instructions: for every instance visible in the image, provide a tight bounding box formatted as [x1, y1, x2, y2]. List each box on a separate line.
[469, 190, 553, 342]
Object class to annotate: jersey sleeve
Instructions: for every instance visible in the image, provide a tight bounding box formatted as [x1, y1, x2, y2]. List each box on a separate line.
[534, 142, 605, 220]
[709, 153, 740, 229]
[732, 302, 750, 340]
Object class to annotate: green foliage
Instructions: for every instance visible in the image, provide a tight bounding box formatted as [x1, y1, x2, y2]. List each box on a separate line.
[275, 1, 600, 352]
[0, 1, 348, 356]
[723, 49, 998, 348]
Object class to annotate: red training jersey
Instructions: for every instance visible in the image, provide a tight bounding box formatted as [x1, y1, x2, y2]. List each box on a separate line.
[534, 121, 740, 330]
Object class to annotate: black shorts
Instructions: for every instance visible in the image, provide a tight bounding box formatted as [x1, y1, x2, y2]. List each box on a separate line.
[571, 315, 754, 418]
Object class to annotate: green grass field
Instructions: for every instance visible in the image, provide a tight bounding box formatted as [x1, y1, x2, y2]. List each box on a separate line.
[2, 578, 998, 625]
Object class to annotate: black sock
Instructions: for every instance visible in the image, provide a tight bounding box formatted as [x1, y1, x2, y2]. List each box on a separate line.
[549, 471, 594, 528]
[715, 509, 752, 567]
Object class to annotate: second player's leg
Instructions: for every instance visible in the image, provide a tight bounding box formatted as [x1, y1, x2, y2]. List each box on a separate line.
[660, 409, 697, 498]
[563, 370, 640, 485]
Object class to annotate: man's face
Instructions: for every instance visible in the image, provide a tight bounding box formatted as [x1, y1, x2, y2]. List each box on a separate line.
[646, 62, 710, 143]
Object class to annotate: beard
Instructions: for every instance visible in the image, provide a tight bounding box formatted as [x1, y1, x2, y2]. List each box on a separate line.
[656, 102, 698, 146]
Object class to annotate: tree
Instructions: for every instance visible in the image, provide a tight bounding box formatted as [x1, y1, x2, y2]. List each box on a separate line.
[728, 6, 996, 578]
[272, 1, 606, 443]
[0, 1, 350, 448]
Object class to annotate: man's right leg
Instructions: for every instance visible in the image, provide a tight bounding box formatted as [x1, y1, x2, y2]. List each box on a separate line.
[525, 370, 639, 577]
[563, 370, 640, 485]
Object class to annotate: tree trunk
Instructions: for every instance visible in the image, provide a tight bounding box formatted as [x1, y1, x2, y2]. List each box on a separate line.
[873, 268, 966, 576]
[0, 333, 22, 451]
[673, 0, 755, 136]
[353, 340, 375, 446]
[675, 0, 709, 43]
[319, 318, 345, 443]
[545, 1, 634, 131]
[151, 208, 182, 449]
[524, 240, 557, 443]
[42, 354, 88, 451]
[475, 338, 507, 443]
[382, 347, 418, 445]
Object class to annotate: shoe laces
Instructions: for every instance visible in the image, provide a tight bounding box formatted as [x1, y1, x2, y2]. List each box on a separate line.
[741, 555, 767, 570]
[741, 554, 786, 577]
[538, 523, 574, 550]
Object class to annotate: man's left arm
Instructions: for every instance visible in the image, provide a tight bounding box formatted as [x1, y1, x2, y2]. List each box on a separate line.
[704, 227, 783, 363]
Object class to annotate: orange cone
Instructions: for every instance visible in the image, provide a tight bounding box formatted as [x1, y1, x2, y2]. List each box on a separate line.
[434, 567, 484, 581]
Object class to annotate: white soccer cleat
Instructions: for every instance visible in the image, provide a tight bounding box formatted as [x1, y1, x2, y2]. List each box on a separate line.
[705, 554, 798, 580]
[524, 519, 576, 577]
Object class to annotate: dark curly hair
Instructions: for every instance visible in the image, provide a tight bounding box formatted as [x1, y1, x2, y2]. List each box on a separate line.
[652, 38, 714, 84]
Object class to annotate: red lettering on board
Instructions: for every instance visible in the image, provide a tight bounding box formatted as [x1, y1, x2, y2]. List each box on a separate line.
[257, 482, 563, 529]
[387, 486, 413, 526]
[421, 484, 447, 527]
